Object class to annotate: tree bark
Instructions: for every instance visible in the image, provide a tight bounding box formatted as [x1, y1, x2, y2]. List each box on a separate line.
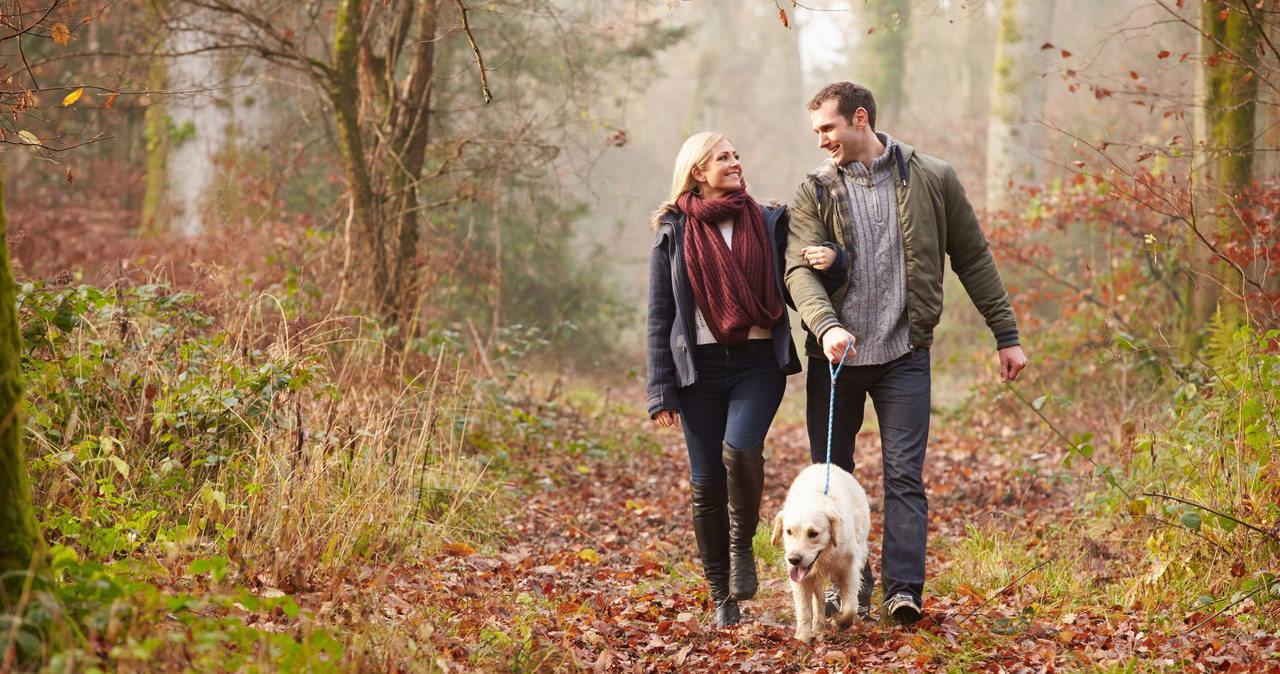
[329, 0, 443, 325]
[141, 0, 169, 238]
[1184, 0, 1262, 343]
[331, 0, 385, 317]
[986, 0, 1056, 213]
[860, 0, 912, 119]
[0, 162, 43, 600]
[379, 0, 438, 324]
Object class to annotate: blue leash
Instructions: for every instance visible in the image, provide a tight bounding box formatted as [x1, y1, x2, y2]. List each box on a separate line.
[824, 341, 853, 495]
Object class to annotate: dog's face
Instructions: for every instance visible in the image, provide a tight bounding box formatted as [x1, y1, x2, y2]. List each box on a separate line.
[772, 507, 841, 583]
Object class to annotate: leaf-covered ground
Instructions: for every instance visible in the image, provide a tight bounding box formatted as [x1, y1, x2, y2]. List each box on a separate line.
[297, 391, 1279, 672]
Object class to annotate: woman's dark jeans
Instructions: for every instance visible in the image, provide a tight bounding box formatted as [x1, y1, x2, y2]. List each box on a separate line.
[805, 349, 931, 606]
[677, 341, 786, 485]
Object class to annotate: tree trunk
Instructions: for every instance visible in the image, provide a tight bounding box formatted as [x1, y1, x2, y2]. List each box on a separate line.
[0, 163, 43, 600]
[331, 0, 386, 317]
[379, 0, 438, 324]
[860, 0, 912, 120]
[682, 1, 729, 136]
[332, 0, 442, 325]
[141, 0, 168, 237]
[1184, 0, 1262, 344]
[985, 0, 1056, 213]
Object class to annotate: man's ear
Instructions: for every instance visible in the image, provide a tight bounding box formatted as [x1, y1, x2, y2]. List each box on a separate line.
[854, 107, 869, 130]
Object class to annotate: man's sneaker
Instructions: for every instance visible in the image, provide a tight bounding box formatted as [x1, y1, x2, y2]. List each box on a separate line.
[825, 588, 877, 620]
[883, 592, 923, 625]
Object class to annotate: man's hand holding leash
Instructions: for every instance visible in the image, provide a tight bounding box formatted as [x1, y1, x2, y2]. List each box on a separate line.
[820, 326, 857, 364]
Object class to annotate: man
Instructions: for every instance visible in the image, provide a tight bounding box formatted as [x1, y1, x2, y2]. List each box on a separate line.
[785, 82, 1028, 625]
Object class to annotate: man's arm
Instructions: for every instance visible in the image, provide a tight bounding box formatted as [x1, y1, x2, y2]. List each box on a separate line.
[785, 180, 844, 344]
[939, 164, 1020, 351]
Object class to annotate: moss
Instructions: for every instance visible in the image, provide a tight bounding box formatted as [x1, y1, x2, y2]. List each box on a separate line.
[0, 164, 43, 598]
[141, 0, 169, 237]
[998, 0, 1021, 46]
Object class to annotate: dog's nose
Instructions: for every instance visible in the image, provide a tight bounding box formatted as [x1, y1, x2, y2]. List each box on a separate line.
[787, 554, 801, 566]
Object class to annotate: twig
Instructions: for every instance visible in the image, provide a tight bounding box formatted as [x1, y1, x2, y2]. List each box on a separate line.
[1134, 514, 1226, 552]
[957, 553, 1059, 626]
[454, 0, 491, 103]
[1004, 383, 1133, 500]
[1184, 587, 1261, 633]
[1144, 492, 1278, 541]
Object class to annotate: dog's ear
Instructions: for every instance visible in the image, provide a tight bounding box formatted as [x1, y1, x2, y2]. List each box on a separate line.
[771, 512, 784, 546]
[828, 514, 842, 548]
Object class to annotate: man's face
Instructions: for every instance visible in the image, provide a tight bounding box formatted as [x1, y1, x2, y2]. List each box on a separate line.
[810, 98, 861, 166]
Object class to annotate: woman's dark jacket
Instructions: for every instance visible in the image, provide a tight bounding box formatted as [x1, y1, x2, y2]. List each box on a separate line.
[645, 204, 806, 418]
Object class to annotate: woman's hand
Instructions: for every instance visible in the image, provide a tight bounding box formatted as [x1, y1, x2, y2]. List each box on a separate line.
[802, 245, 836, 271]
[653, 409, 681, 429]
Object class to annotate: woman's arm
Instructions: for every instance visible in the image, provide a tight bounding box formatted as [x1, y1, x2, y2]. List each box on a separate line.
[646, 229, 680, 419]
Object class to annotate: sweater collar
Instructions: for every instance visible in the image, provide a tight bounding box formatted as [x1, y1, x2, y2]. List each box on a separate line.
[839, 132, 896, 179]
[809, 133, 917, 189]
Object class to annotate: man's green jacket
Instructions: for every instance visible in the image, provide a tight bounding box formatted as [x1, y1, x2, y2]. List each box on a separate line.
[785, 141, 1021, 359]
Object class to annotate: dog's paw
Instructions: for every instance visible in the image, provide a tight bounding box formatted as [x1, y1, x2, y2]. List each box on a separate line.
[833, 609, 857, 630]
[794, 629, 813, 643]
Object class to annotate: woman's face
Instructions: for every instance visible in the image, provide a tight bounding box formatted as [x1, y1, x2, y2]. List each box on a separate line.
[692, 139, 743, 201]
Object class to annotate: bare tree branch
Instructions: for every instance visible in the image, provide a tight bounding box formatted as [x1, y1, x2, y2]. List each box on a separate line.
[455, 0, 491, 104]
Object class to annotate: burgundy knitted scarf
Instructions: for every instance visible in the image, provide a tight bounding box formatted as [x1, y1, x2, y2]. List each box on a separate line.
[678, 189, 784, 345]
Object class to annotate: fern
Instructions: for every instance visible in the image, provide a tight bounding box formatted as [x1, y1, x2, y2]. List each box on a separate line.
[1202, 306, 1242, 381]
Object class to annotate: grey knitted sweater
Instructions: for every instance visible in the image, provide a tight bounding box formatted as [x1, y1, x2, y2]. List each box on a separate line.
[837, 132, 911, 365]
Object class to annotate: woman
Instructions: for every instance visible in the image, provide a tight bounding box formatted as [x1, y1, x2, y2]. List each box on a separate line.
[645, 132, 802, 628]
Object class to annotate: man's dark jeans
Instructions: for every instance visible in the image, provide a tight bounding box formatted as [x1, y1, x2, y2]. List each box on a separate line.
[677, 341, 786, 485]
[805, 349, 930, 605]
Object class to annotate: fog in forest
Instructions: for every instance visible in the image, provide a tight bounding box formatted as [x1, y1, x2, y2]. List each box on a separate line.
[8, 0, 1278, 373]
[568, 0, 1221, 360]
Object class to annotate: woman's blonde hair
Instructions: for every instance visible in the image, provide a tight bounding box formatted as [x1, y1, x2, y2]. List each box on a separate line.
[649, 131, 737, 229]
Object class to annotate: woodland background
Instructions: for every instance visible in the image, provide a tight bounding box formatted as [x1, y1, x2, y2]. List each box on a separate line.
[1, 0, 1278, 671]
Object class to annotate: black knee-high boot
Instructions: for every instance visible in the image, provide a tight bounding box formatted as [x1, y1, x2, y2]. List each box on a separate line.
[723, 441, 764, 600]
[690, 480, 740, 627]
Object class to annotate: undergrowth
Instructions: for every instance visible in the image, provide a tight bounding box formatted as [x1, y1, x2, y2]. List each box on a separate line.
[5, 278, 640, 671]
[939, 314, 1280, 635]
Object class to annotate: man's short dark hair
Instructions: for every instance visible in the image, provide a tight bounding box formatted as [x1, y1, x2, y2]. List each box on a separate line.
[807, 82, 877, 131]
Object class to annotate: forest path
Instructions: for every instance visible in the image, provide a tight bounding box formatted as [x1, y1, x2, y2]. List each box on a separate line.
[374, 402, 1275, 672]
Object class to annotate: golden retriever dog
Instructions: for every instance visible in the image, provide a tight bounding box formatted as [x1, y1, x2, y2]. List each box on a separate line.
[771, 463, 871, 641]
